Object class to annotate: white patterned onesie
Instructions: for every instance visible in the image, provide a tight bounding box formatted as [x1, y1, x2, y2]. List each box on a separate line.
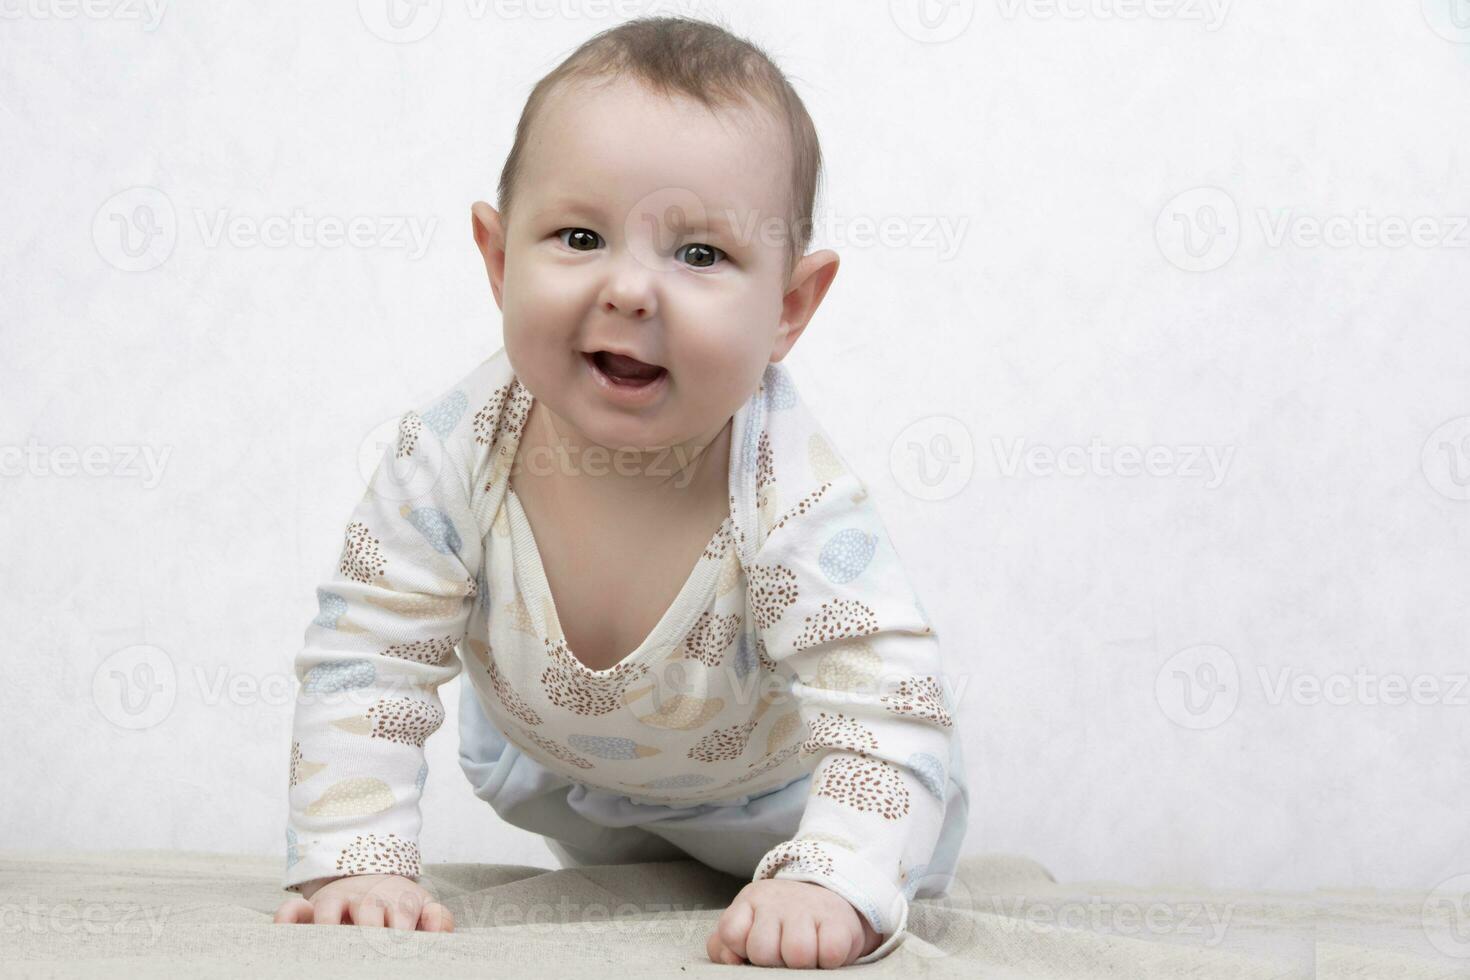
[283, 346, 965, 962]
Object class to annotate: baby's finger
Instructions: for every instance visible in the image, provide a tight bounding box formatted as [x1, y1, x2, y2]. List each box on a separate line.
[716, 900, 754, 961]
[272, 898, 314, 924]
[313, 897, 349, 926]
[744, 906, 784, 967]
[779, 914, 818, 970]
[386, 895, 419, 931]
[419, 901, 455, 932]
[352, 897, 387, 928]
[815, 919, 857, 970]
[706, 930, 743, 965]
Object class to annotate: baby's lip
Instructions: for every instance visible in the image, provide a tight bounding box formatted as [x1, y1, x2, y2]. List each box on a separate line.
[582, 347, 665, 370]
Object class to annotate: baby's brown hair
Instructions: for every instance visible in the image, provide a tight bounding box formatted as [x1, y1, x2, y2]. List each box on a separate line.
[496, 15, 823, 279]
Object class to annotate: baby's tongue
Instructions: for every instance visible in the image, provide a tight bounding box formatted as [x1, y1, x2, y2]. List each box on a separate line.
[598, 351, 663, 380]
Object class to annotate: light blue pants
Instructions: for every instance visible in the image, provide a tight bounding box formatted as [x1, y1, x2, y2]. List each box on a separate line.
[455, 681, 971, 899]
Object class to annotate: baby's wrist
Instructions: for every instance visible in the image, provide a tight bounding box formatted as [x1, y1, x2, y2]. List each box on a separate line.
[296, 875, 346, 900]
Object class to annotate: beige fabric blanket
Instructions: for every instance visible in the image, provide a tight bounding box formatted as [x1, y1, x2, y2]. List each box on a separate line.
[0, 848, 1461, 978]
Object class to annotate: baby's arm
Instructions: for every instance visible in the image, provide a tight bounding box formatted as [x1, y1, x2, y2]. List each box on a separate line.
[741, 470, 957, 964]
[279, 390, 484, 920]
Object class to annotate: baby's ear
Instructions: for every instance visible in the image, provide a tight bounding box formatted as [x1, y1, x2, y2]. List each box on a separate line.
[775, 249, 840, 358]
[471, 202, 508, 309]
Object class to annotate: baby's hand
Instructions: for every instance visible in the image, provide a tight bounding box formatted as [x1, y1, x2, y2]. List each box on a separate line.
[707, 878, 881, 968]
[272, 874, 454, 931]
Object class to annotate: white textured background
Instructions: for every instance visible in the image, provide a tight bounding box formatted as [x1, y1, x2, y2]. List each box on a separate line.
[2, 1, 1467, 894]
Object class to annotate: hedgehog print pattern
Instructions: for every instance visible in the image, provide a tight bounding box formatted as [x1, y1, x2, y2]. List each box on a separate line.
[395, 411, 422, 459]
[365, 697, 445, 748]
[879, 676, 953, 728]
[703, 519, 737, 562]
[288, 740, 326, 788]
[687, 719, 759, 762]
[754, 838, 835, 879]
[728, 493, 747, 555]
[363, 590, 464, 619]
[335, 833, 419, 878]
[793, 599, 880, 652]
[383, 634, 458, 666]
[755, 638, 778, 673]
[755, 429, 774, 500]
[401, 504, 462, 556]
[800, 712, 881, 759]
[515, 724, 595, 770]
[338, 521, 386, 584]
[680, 611, 741, 667]
[419, 389, 467, 438]
[472, 379, 533, 454]
[568, 733, 659, 761]
[487, 654, 542, 726]
[748, 564, 798, 631]
[768, 483, 833, 536]
[540, 637, 650, 716]
[813, 755, 910, 821]
[728, 741, 803, 786]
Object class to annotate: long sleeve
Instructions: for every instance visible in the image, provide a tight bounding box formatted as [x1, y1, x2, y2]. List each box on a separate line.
[746, 469, 955, 964]
[282, 394, 482, 893]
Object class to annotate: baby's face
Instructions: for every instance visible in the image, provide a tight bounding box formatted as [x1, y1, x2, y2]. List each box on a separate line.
[475, 75, 831, 460]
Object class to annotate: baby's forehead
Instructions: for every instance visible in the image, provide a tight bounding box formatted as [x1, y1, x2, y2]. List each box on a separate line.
[530, 74, 794, 206]
[543, 74, 787, 168]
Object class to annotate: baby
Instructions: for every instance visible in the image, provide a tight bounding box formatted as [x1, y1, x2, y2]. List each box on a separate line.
[272, 15, 968, 969]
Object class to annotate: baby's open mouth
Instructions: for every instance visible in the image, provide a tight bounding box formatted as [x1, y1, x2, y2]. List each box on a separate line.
[585, 350, 667, 387]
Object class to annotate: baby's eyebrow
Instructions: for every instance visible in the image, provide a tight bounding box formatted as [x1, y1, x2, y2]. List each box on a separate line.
[537, 196, 758, 244]
[534, 198, 608, 221]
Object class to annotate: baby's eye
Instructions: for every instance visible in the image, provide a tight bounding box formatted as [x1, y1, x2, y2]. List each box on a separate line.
[557, 228, 603, 251]
[676, 242, 725, 269]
